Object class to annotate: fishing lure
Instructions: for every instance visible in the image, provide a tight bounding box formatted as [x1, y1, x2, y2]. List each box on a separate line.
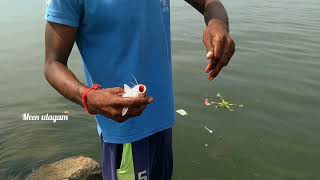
[122, 75, 147, 116]
[204, 93, 244, 111]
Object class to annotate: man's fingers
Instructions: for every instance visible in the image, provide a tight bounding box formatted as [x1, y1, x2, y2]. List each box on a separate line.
[205, 35, 225, 75]
[205, 63, 212, 73]
[137, 92, 147, 98]
[213, 35, 225, 61]
[208, 54, 226, 80]
[204, 59, 219, 73]
[205, 35, 222, 73]
[203, 32, 214, 59]
[208, 37, 229, 80]
[127, 105, 147, 116]
[225, 37, 235, 66]
[105, 87, 124, 94]
[207, 36, 235, 80]
[220, 37, 235, 67]
[101, 105, 147, 123]
[117, 97, 153, 108]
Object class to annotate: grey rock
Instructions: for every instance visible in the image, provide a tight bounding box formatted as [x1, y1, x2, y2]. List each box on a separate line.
[26, 156, 102, 180]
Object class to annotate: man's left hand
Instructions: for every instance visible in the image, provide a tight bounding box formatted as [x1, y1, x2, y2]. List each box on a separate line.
[203, 19, 235, 80]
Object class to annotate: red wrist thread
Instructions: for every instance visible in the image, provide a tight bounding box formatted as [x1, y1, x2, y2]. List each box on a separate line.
[81, 84, 101, 115]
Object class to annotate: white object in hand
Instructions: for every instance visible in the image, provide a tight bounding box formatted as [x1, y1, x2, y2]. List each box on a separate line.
[121, 84, 147, 116]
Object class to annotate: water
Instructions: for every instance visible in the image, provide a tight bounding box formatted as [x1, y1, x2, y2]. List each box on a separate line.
[1, 0, 320, 179]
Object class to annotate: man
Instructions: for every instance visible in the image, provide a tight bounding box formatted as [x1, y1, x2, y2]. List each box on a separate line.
[44, 0, 235, 179]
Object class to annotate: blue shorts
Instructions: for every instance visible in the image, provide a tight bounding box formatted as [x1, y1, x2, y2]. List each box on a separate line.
[100, 128, 173, 180]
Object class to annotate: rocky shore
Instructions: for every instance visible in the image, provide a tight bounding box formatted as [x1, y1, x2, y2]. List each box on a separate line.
[26, 156, 102, 180]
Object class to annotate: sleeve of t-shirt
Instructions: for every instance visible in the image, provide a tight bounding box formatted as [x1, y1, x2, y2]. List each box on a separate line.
[45, 0, 83, 28]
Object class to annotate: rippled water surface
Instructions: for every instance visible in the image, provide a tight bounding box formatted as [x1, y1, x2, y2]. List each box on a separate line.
[1, 0, 320, 179]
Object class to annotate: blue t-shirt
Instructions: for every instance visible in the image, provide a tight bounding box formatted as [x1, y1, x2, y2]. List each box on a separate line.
[45, 0, 175, 144]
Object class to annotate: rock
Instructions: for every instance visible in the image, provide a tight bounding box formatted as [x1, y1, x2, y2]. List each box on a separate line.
[26, 156, 102, 180]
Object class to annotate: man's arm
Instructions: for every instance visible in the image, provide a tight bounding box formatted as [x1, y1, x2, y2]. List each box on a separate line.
[184, 0, 235, 80]
[185, 0, 228, 27]
[45, 22, 87, 105]
[45, 22, 153, 122]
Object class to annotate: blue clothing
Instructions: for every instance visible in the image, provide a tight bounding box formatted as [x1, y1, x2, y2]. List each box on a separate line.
[100, 128, 173, 180]
[45, 0, 175, 143]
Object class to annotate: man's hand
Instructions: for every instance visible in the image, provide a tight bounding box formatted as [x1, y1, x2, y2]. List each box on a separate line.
[203, 19, 235, 80]
[45, 22, 152, 123]
[86, 87, 153, 123]
[184, 0, 235, 80]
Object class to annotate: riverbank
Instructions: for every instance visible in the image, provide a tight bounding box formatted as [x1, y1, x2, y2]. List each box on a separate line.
[26, 156, 102, 180]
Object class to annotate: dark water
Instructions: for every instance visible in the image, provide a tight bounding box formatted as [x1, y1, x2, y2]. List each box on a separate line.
[1, 0, 320, 179]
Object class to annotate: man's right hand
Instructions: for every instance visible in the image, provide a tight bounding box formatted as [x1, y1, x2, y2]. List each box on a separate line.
[86, 87, 153, 123]
[45, 22, 152, 123]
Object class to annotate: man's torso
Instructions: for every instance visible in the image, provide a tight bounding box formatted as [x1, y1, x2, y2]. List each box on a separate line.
[46, 0, 175, 143]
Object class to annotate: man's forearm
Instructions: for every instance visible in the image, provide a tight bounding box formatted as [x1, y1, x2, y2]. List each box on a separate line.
[45, 22, 89, 107]
[184, 0, 229, 29]
[44, 60, 88, 106]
